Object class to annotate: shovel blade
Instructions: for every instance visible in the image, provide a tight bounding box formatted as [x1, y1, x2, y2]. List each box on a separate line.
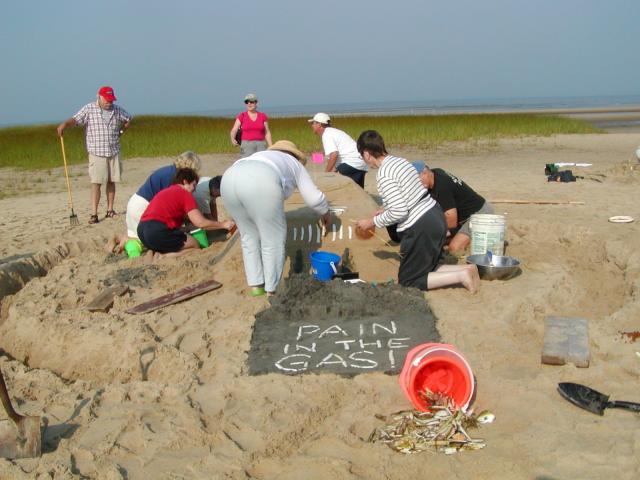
[0, 417, 41, 459]
[558, 382, 609, 415]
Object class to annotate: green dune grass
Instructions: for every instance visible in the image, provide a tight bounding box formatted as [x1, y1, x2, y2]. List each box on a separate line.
[0, 114, 600, 170]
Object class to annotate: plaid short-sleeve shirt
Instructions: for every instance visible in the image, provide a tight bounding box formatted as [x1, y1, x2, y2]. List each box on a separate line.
[73, 102, 132, 157]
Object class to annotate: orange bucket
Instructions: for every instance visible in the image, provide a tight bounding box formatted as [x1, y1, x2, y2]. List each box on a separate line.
[399, 343, 475, 411]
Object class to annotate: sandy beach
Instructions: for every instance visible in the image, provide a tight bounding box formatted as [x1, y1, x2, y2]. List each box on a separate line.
[1, 132, 639, 479]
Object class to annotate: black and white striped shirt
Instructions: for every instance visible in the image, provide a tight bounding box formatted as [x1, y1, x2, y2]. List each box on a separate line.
[73, 102, 132, 157]
[373, 155, 436, 232]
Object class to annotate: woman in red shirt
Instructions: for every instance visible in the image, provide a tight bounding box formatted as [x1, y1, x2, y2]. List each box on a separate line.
[229, 93, 273, 157]
[138, 168, 234, 260]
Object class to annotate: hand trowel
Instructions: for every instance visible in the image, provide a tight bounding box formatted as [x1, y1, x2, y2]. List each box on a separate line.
[557, 382, 640, 416]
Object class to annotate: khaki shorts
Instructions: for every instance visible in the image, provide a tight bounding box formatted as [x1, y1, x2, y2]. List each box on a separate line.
[88, 153, 121, 184]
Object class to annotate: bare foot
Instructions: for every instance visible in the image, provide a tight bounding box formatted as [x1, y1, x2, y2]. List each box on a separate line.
[105, 236, 117, 254]
[143, 249, 155, 264]
[114, 238, 126, 254]
[461, 264, 480, 293]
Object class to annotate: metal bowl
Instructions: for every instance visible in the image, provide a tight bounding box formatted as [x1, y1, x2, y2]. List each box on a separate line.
[466, 254, 521, 281]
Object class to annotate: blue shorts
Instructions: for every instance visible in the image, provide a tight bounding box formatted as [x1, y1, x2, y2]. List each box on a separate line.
[137, 220, 186, 253]
[336, 163, 366, 188]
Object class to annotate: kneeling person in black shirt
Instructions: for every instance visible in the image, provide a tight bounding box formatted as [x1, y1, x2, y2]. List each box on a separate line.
[412, 162, 494, 254]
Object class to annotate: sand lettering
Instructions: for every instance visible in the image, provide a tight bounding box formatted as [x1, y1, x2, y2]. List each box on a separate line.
[315, 353, 348, 368]
[295, 343, 317, 353]
[387, 338, 411, 349]
[275, 354, 311, 372]
[277, 320, 413, 373]
[372, 321, 397, 335]
[334, 339, 356, 350]
[358, 339, 382, 349]
[348, 351, 378, 369]
[297, 325, 320, 340]
[318, 325, 349, 338]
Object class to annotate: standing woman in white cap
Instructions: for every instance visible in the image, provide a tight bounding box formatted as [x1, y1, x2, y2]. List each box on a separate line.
[229, 93, 273, 157]
[221, 140, 331, 296]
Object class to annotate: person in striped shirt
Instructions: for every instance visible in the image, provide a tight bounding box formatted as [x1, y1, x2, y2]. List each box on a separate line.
[355, 130, 479, 293]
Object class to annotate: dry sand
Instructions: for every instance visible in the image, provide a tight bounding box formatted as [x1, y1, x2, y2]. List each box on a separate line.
[1, 133, 639, 479]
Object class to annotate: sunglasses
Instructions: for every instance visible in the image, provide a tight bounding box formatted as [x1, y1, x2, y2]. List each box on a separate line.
[245, 100, 257, 104]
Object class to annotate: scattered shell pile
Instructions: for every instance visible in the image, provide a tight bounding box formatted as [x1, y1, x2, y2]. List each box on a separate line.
[368, 391, 495, 455]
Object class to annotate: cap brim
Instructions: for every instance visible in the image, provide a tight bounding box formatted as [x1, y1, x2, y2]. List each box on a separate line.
[411, 161, 426, 173]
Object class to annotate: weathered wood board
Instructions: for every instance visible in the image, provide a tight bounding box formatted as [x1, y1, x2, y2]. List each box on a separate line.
[86, 285, 129, 312]
[126, 280, 221, 315]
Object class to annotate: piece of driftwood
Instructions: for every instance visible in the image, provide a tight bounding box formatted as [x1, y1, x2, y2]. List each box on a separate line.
[541, 316, 589, 367]
[489, 199, 585, 205]
[86, 285, 129, 312]
[126, 279, 222, 315]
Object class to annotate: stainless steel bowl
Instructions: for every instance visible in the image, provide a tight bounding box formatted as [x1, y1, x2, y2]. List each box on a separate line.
[466, 254, 521, 281]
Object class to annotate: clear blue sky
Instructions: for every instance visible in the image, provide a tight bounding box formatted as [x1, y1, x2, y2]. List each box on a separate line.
[1, 0, 638, 125]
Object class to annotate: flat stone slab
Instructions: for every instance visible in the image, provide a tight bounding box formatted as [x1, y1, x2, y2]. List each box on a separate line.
[248, 277, 440, 376]
[541, 316, 589, 367]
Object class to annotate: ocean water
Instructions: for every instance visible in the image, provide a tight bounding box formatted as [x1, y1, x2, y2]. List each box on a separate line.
[193, 94, 640, 119]
[4, 94, 639, 129]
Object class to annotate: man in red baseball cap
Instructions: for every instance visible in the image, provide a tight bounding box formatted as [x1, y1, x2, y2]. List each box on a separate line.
[57, 86, 132, 224]
[98, 86, 116, 102]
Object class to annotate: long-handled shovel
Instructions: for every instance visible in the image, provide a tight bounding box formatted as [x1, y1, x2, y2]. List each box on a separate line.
[0, 367, 41, 459]
[59, 136, 80, 226]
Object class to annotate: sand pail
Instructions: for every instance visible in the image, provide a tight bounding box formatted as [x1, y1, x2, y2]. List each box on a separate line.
[469, 214, 506, 255]
[399, 343, 475, 412]
[190, 228, 209, 249]
[309, 251, 341, 281]
[124, 239, 143, 258]
[311, 152, 324, 164]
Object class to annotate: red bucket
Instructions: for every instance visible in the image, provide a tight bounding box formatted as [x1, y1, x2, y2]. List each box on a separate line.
[399, 343, 475, 411]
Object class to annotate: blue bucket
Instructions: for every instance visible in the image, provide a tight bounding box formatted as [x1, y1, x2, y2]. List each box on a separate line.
[309, 251, 341, 281]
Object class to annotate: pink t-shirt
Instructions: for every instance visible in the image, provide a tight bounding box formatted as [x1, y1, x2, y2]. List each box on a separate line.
[237, 111, 268, 141]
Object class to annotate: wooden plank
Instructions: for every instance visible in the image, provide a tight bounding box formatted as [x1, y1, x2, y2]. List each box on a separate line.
[125, 279, 222, 315]
[541, 316, 590, 367]
[86, 285, 129, 312]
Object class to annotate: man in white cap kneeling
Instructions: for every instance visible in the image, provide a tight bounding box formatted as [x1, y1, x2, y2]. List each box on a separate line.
[308, 113, 368, 188]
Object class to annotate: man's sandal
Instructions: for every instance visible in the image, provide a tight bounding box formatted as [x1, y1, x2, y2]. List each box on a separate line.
[105, 210, 118, 218]
[89, 214, 99, 224]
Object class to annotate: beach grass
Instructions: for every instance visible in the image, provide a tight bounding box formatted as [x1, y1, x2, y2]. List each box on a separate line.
[0, 114, 600, 170]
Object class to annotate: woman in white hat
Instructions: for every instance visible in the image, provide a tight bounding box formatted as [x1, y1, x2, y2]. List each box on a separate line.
[229, 93, 273, 157]
[221, 140, 331, 296]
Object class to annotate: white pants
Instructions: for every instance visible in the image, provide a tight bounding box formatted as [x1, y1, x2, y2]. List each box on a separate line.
[125, 193, 150, 238]
[221, 160, 286, 292]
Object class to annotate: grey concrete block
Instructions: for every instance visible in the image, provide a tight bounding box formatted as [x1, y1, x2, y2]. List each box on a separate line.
[541, 316, 590, 367]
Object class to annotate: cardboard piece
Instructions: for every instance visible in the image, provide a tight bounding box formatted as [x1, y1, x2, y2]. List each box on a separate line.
[542, 316, 589, 367]
[86, 285, 129, 312]
[126, 279, 221, 315]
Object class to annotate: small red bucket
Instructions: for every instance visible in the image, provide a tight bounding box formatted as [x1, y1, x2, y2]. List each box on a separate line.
[399, 343, 475, 411]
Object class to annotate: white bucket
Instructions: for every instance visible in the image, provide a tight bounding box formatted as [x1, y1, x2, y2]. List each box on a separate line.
[469, 214, 506, 255]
